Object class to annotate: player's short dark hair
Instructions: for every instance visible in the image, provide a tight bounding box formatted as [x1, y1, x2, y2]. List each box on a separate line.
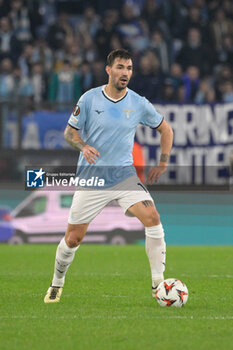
[107, 49, 132, 66]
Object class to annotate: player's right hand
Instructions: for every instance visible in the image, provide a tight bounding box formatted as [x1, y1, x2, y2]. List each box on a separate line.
[82, 145, 100, 164]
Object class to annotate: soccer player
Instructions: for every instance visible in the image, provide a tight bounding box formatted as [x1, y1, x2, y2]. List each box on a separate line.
[44, 49, 173, 303]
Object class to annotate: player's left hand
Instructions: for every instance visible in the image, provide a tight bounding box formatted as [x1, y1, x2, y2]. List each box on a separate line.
[146, 163, 167, 184]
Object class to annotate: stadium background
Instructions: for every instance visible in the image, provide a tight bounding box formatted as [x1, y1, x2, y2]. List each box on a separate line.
[0, 0, 232, 245]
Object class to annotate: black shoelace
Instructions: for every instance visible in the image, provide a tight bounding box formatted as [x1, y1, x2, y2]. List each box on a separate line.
[50, 287, 59, 299]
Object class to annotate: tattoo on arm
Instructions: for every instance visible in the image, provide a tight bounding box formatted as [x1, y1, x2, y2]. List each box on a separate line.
[142, 200, 154, 207]
[64, 126, 87, 151]
[160, 154, 169, 163]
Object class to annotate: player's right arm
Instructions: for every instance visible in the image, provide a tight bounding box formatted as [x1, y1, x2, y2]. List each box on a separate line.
[65, 92, 100, 164]
[64, 125, 100, 164]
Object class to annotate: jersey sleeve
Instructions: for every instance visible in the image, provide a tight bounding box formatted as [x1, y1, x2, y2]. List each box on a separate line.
[68, 92, 89, 130]
[140, 97, 164, 129]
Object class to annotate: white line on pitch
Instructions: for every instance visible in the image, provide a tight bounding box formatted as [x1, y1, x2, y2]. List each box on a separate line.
[0, 315, 232, 320]
[180, 274, 233, 278]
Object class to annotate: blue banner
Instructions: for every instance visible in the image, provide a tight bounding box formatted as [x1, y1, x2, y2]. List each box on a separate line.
[135, 103, 233, 185]
[5, 103, 233, 184]
[21, 110, 70, 149]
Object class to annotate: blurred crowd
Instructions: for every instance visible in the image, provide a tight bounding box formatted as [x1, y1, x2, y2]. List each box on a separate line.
[0, 0, 233, 105]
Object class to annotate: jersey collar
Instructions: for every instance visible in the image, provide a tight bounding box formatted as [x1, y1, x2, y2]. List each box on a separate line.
[102, 85, 128, 103]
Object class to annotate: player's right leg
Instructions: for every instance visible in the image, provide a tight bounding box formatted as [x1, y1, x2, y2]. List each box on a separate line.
[44, 223, 88, 303]
[44, 189, 111, 303]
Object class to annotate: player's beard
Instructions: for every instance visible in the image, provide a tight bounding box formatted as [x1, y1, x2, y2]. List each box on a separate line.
[114, 78, 129, 91]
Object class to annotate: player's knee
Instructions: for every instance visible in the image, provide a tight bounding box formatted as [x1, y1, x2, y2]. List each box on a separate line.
[143, 209, 160, 227]
[66, 232, 82, 248]
[65, 223, 87, 247]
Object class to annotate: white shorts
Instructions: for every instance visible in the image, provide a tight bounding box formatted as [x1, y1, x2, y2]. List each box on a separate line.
[68, 175, 154, 224]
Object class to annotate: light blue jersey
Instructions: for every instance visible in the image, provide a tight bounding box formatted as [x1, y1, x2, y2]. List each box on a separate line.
[68, 86, 163, 186]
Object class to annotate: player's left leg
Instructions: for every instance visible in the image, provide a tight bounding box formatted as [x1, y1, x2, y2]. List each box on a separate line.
[127, 201, 166, 296]
[116, 176, 166, 296]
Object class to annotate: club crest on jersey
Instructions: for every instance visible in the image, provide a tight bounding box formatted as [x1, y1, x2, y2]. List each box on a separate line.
[73, 105, 80, 116]
[123, 109, 133, 119]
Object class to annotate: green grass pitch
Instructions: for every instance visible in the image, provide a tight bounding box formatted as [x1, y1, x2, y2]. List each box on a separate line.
[0, 244, 232, 350]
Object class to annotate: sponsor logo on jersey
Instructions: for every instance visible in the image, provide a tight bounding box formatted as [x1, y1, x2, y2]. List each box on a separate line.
[95, 110, 104, 114]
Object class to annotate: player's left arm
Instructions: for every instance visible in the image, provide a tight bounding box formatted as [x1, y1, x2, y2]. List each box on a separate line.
[146, 119, 173, 184]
